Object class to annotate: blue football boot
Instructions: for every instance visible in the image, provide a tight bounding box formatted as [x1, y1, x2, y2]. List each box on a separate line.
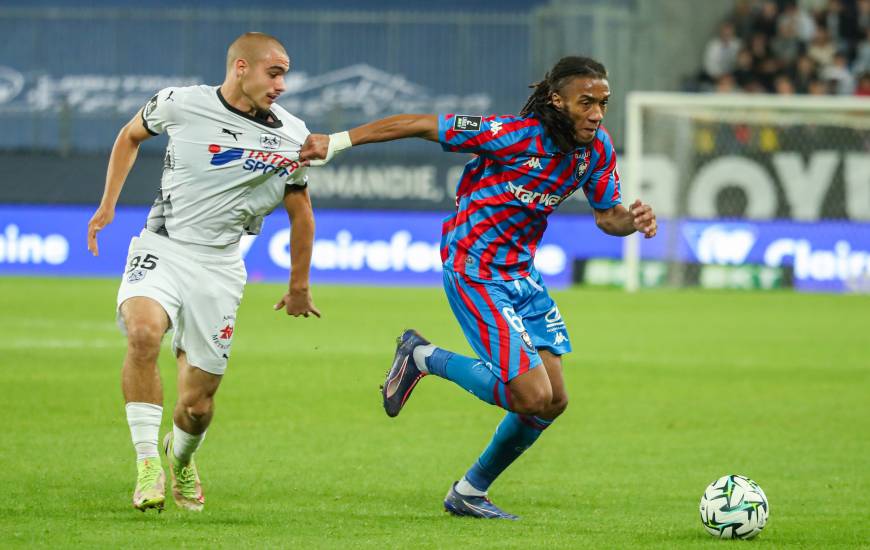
[443, 482, 519, 520]
[381, 329, 430, 417]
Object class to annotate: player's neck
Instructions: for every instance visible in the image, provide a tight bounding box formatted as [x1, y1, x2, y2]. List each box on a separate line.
[218, 83, 260, 118]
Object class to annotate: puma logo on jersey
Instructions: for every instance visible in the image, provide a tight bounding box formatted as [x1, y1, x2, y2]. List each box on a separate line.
[525, 157, 542, 169]
[221, 128, 242, 141]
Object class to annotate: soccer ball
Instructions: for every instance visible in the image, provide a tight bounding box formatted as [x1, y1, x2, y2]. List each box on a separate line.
[699, 474, 769, 539]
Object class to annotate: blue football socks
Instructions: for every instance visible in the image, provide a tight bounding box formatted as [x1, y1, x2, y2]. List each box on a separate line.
[425, 348, 511, 410]
[464, 412, 553, 492]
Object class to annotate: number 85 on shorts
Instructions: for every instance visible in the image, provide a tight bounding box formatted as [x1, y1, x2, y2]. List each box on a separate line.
[126, 253, 159, 284]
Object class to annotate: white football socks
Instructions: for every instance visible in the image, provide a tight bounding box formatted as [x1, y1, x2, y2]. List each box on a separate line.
[172, 423, 205, 466]
[126, 402, 162, 461]
[412, 344, 436, 374]
[455, 476, 487, 497]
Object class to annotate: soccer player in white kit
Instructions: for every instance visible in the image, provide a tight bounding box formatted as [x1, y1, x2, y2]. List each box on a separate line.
[86, 32, 320, 512]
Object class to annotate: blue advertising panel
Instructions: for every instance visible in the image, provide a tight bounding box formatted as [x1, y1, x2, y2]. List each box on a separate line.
[673, 220, 870, 292]
[0, 205, 590, 287]
[2, 205, 870, 292]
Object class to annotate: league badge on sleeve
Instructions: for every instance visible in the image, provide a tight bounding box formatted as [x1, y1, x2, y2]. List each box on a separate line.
[453, 115, 482, 131]
[143, 94, 159, 118]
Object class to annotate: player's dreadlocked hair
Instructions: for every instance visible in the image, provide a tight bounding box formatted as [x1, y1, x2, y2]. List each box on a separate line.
[520, 56, 608, 153]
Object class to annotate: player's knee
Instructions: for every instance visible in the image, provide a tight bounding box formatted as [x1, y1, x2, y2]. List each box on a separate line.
[548, 394, 569, 418]
[181, 394, 213, 424]
[125, 321, 164, 358]
[512, 386, 553, 416]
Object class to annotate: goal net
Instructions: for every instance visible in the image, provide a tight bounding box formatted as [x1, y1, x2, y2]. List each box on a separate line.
[621, 93, 870, 293]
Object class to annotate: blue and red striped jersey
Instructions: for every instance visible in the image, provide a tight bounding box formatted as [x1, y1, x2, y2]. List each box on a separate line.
[438, 113, 621, 281]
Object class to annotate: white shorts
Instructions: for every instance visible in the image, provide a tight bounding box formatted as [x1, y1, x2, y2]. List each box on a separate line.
[116, 229, 247, 376]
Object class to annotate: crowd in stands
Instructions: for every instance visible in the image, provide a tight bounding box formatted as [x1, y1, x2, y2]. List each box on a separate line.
[697, 0, 870, 95]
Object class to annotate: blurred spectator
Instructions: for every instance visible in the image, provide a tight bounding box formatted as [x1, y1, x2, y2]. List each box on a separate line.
[733, 48, 758, 87]
[749, 32, 772, 66]
[771, 18, 803, 65]
[855, 71, 870, 95]
[778, 1, 817, 42]
[756, 57, 782, 90]
[731, 0, 758, 40]
[694, 0, 869, 96]
[821, 52, 856, 93]
[854, 29, 870, 74]
[744, 79, 771, 93]
[858, 0, 870, 31]
[774, 74, 797, 94]
[818, 0, 857, 51]
[800, 0, 829, 12]
[791, 54, 819, 92]
[715, 74, 741, 93]
[753, 1, 781, 38]
[807, 27, 836, 67]
[807, 78, 831, 94]
[704, 22, 742, 79]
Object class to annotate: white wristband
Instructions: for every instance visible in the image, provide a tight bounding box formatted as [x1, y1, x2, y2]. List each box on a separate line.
[309, 131, 352, 166]
[330, 131, 352, 153]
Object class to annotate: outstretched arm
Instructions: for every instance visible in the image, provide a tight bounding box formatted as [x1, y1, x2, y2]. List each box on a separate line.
[300, 114, 438, 165]
[273, 186, 321, 318]
[594, 199, 657, 238]
[87, 110, 153, 256]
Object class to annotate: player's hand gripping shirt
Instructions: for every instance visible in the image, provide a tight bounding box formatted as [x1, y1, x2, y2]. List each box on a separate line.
[141, 85, 309, 246]
[438, 114, 622, 281]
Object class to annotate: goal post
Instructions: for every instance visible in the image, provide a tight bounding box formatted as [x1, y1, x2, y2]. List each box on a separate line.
[622, 92, 870, 293]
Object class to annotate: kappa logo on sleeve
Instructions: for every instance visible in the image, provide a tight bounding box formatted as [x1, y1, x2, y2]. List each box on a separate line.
[453, 115, 483, 131]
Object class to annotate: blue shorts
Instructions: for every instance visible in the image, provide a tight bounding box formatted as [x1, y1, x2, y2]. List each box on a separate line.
[443, 268, 572, 383]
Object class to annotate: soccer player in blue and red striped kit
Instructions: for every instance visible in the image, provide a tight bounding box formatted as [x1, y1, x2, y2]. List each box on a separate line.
[301, 56, 657, 519]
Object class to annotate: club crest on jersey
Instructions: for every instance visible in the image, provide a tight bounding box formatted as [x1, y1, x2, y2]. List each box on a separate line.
[260, 133, 281, 150]
[453, 115, 482, 131]
[211, 315, 236, 351]
[575, 148, 591, 180]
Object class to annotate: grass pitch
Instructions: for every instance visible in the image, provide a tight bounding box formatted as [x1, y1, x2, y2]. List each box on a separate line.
[0, 276, 868, 548]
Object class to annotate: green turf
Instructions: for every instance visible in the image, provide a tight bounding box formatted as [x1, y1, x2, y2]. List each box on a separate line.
[0, 276, 868, 548]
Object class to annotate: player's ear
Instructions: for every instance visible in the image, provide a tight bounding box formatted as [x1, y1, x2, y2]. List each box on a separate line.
[235, 59, 248, 78]
[550, 91, 564, 109]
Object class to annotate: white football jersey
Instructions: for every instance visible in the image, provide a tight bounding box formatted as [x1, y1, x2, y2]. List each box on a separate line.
[141, 85, 309, 246]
